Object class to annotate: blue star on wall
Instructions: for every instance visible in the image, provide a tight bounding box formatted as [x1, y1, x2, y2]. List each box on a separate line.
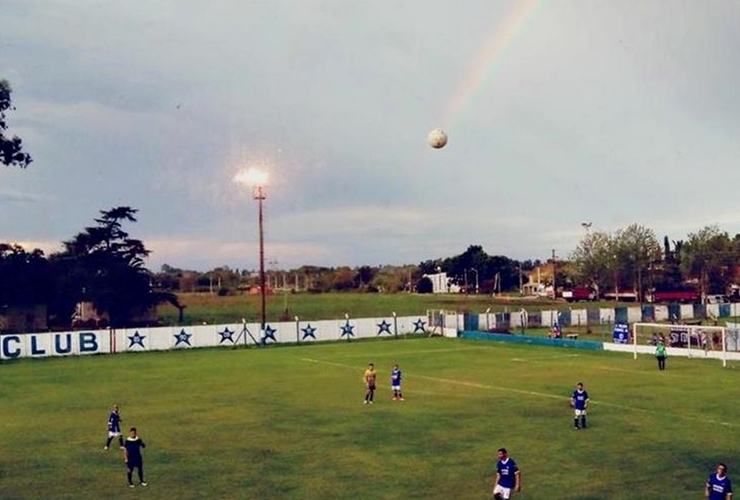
[413, 319, 426, 333]
[128, 331, 146, 349]
[301, 324, 317, 340]
[262, 325, 277, 344]
[340, 320, 355, 338]
[174, 329, 192, 347]
[377, 320, 392, 335]
[218, 327, 235, 344]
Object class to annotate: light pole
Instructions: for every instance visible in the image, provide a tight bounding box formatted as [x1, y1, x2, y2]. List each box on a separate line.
[470, 268, 479, 294]
[234, 168, 269, 335]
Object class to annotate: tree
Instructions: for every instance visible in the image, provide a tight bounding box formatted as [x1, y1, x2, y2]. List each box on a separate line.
[355, 266, 377, 288]
[0, 80, 32, 168]
[570, 230, 614, 295]
[370, 266, 407, 293]
[681, 225, 735, 298]
[416, 276, 433, 293]
[49, 207, 171, 327]
[0, 244, 50, 307]
[331, 267, 357, 291]
[612, 224, 661, 301]
[653, 237, 684, 291]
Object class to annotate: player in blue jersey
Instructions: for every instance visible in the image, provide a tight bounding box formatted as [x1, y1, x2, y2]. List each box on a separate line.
[706, 463, 733, 500]
[104, 404, 124, 450]
[570, 382, 590, 430]
[493, 448, 521, 499]
[391, 364, 404, 401]
[123, 427, 147, 488]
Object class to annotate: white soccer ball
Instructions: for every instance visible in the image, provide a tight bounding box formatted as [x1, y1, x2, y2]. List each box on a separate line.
[428, 128, 448, 149]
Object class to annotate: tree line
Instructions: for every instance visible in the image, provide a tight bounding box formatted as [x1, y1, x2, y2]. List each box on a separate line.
[1, 207, 177, 328]
[569, 223, 740, 301]
[5, 213, 740, 329]
[153, 244, 538, 296]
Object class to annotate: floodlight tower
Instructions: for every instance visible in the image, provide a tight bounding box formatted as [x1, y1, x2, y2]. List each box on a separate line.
[234, 168, 269, 335]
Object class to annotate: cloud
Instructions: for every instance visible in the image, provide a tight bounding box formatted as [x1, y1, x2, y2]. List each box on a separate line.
[0, 188, 49, 203]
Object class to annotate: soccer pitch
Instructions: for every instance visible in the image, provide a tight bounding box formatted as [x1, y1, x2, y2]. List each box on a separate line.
[2, 337, 740, 499]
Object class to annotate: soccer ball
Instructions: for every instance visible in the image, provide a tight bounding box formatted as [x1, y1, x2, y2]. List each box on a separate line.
[427, 128, 448, 149]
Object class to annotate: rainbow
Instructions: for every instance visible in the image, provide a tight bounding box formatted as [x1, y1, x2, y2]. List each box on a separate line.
[442, 0, 549, 129]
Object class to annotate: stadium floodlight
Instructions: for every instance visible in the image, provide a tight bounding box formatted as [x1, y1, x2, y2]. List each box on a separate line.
[234, 168, 269, 337]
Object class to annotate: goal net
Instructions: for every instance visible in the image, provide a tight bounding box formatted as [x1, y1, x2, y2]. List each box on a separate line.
[632, 322, 735, 366]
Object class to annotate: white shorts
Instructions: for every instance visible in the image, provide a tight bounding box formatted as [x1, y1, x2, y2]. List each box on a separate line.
[392, 385, 401, 391]
[574, 409, 587, 417]
[108, 431, 121, 438]
[493, 484, 512, 499]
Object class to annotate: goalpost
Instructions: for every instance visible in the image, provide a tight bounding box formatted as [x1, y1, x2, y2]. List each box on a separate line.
[631, 322, 734, 367]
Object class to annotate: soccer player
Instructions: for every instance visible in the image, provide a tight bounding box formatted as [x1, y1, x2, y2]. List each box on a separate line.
[363, 363, 377, 404]
[655, 339, 667, 371]
[391, 364, 404, 401]
[570, 382, 589, 430]
[104, 404, 124, 450]
[493, 447, 521, 499]
[706, 462, 733, 500]
[123, 427, 147, 488]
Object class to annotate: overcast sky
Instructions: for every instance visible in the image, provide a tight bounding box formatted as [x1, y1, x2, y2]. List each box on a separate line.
[1, 0, 739, 271]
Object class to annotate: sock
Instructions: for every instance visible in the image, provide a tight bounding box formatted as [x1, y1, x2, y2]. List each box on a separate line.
[399, 392, 403, 399]
[127, 471, 133, 485]
[118, 436, 124, 447]
[574, 418, 579, 428]
[138, 467, 144, 483]
[105, 437, 113, 448]
[581, 416, 587, 428]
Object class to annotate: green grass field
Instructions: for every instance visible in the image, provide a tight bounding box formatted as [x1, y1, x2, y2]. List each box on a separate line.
[158, 292, 638, 326]
[2, 337, 740, 499]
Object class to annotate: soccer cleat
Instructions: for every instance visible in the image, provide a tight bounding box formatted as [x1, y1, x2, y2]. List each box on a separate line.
[364, 400, 368, 404]
[140, 482, 148, 486]
[369, 401, 373, 404]
[104, 446, 108, 450]
[129, 484, 135, 489]
[399, 397, 405, 401]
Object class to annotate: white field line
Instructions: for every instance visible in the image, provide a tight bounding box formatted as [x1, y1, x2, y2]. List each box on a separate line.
[306, 345, 582, 361]
[315, 346, 489, 358]
[300, 357, 736, 427]
[301, 357, 457, 398]
[510, 353, 581, 362]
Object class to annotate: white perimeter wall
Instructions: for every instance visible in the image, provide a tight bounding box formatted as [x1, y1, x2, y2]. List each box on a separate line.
[0, 315, 432, 360]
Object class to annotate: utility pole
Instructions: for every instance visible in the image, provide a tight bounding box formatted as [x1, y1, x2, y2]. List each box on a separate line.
[519, 261, 523, 294]
[552, 249, 557, 299]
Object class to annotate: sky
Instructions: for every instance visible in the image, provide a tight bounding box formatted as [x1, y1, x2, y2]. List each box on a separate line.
[1, 0, 739, 272]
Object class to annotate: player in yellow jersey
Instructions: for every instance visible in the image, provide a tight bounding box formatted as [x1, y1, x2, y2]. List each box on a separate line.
[363, 363, 377, 404]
